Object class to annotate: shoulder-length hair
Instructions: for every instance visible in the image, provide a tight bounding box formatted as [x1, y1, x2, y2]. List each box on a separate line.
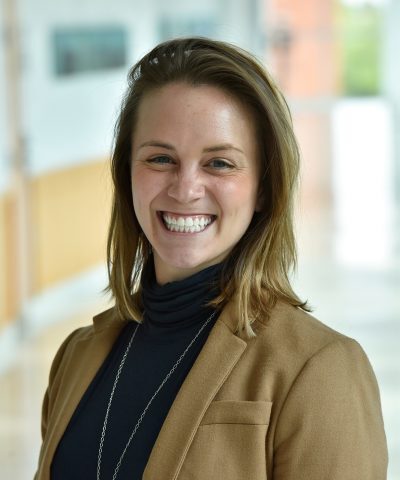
[105, 37, 311, 338]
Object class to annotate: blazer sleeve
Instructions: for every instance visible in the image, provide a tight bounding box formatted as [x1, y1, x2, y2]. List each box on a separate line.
[40, 329, 81, 439]
[34, 328, 82, 480]
[272, 338, 388, 480]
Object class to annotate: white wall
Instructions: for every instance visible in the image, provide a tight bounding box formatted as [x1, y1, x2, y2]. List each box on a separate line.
[0, 7, 10, 194]
[332, 98, 395, 268]
[382, 0, 400, 208]
[18, 0, 158, 177]
[0, 0, 264, 179]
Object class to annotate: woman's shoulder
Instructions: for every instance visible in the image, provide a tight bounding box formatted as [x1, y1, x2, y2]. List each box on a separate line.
[62, 306, 129, 343]
[262, 300, 350, 342]
[49, 307, 128, 371]
[239, 301, 382, 423]
[250, 300, 367, 371]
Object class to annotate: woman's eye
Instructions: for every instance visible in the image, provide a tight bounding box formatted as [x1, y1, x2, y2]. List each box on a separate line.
[148, 155, 172, 165]
[208, 159, 233, 169]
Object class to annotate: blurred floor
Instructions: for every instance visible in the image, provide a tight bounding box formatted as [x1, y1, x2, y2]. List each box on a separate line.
[0, 207, 398, 479]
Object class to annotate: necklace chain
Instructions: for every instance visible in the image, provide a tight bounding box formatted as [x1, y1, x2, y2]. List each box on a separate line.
[96, 310, 217, 480]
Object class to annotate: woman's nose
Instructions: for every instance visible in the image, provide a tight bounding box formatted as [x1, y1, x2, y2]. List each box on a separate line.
[167, 171, 205, 204]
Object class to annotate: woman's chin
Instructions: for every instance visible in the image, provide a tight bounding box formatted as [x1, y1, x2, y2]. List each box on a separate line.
[152, 252, 220, 284]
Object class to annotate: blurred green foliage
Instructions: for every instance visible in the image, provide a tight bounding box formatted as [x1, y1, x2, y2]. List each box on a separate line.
[338, 3, 382, 96]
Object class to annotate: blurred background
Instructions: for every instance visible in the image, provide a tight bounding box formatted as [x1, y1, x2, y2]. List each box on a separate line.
[0, 0, 398, 478]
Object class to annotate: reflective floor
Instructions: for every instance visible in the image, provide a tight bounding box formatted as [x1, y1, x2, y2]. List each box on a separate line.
[0, 206, 398, 479]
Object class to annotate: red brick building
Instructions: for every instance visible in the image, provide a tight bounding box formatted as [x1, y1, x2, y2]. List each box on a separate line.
[265, 0, 339, 211]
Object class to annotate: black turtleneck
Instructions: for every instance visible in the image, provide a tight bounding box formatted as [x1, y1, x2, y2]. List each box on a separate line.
[141, 260, 222, 338]
[51, 261, 223, 480]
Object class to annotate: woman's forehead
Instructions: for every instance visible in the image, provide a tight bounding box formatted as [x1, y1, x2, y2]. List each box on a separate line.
[133, 83, 257, 146]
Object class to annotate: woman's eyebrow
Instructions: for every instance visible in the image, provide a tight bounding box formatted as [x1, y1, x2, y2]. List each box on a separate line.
[138, 141, 244, 154]
[203, 143, 244, 154]
[138, 140, 175, 151]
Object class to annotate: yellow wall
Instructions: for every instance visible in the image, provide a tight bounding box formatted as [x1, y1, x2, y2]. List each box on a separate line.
[30, 160, 112, 292]
[0, 159, 112, 330]
[0, 194, 7, 324]
[0, 192, 18, 326]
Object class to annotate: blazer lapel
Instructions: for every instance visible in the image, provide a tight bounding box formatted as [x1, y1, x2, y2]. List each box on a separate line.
[143, 304, 247, 480]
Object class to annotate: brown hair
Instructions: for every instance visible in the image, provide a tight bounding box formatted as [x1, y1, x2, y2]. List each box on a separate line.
[105, 37, 311, 338]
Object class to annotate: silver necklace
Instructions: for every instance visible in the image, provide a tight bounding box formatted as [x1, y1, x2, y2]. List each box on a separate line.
[96, 310, 217, 480]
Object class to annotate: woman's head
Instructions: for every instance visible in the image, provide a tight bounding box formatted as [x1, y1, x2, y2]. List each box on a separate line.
[131, 81, 261, 285]
[107, 37, 310, 337]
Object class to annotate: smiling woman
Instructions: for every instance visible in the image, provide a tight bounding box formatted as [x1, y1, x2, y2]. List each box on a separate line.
[131, 82, 260, 285]
[35, 38, 388, 480]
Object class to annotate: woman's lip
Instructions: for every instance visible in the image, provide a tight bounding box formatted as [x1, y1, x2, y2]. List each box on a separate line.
[159, 211, 216, 218]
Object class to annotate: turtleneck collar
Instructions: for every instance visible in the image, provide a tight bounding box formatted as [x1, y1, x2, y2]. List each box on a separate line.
[141, 260, 223, 337]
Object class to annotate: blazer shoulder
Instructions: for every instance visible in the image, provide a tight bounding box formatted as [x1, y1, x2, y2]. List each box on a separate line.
[48, 324, 95, 380]
[92, 305, 132, 332]
[48, 306, 128, 383]
[253, 300, 360, 366]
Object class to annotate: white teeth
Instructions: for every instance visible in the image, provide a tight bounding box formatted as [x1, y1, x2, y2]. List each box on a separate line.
[161, 213, 214, 233]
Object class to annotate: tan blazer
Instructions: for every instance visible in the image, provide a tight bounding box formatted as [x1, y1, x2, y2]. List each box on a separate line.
[35, 299, 388, 479]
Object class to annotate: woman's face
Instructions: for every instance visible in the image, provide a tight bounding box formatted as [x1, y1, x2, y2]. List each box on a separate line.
[131, 82, 261, 285]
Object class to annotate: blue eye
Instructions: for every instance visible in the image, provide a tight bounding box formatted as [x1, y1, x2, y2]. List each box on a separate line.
[149, 155, 172, 164]
[208, 159, 232, 169]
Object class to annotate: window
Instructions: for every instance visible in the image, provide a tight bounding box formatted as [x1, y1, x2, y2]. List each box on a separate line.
[53, 27, 127, 76]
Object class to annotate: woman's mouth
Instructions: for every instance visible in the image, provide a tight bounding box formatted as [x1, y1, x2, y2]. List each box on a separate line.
[159, 212, 216, 233]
